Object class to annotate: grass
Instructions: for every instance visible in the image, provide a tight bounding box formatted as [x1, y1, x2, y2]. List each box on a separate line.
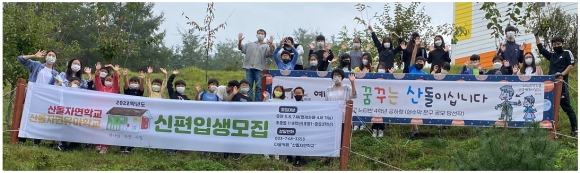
[2, 64, 578, 171]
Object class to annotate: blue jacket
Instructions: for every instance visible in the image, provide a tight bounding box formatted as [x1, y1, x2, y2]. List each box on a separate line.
[58, 72, 88, 88]
[18, 55, 58, 85]
[273, 46, 299, 70]
[460, 65, 484, 75]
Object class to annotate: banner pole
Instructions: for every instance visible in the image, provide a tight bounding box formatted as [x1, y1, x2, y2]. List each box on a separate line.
[550, 76, 563, 140]
[261, 69, 268, 102]
[340, 100, 354, 171]
[10, 78, 27, 145]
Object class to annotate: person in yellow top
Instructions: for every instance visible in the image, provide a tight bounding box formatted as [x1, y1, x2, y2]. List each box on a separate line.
[146, 66, 168, 98]
[352, 52, 374, 73]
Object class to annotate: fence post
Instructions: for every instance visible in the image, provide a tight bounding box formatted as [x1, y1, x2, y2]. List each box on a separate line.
[340, 100, 354, 171]
[261, 69, 268, 102]
[550, 76, 564, 140]
[9, 78, 27, 145]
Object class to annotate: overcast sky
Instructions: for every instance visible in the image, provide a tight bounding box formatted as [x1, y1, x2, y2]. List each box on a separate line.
[152, 2, 454, 51]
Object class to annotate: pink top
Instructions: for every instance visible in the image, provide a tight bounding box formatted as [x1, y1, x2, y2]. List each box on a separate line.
[94, 72, 120, 93]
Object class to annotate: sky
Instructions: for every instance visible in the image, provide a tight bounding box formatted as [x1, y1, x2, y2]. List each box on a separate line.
[152, 2, 454, 51]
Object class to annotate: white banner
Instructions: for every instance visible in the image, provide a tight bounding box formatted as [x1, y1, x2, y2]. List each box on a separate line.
[272, 77, 546, 122]
[19, 82, 343, 157]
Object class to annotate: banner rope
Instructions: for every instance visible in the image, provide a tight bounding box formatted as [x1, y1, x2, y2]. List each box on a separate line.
[346, 147, 404, 171]
[561, 80, 578, 94]
[3, 88, 17, 97]
[553, 131, 578, 140]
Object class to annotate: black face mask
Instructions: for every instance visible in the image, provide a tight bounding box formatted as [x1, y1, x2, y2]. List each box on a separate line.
[554, 46, 563, 53]
[282, 59, 291, 64]
[294, 95, 303, 101]
[415, 64, 424, 70]
[342, 61, 350, 66]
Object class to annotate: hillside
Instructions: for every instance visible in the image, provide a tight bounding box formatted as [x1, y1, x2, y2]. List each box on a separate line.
[2, 64, 577, 171]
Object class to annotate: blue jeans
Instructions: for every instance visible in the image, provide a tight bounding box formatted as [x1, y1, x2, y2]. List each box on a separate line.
[245, 69, 262, 102]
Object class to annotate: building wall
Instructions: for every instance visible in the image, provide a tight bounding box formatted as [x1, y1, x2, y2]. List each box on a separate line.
[452, 2, 578, 68]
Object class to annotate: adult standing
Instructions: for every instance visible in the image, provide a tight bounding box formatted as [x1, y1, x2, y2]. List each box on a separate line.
[238, 29, 275, 102]
[426, 35, 451, 73]
[17, 49, 59, 146]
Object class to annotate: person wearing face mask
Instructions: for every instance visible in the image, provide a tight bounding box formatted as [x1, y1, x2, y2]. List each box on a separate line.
[276, 37, 305, 70]
[18, 49, 59, 86]
[497, 25, 525, 68]
[369, 25, 403, 72]
[460, 54, 484, 75]
[339, 38, 371, 70]
[353, 53, 374, 73]
[375, 62, 395, 73]
[308, 35, 334, 71]
[164, 70, 189, 101]
[238, 29, 275, 102]
[263, 85, 286, 160]
[92, 63, 121, 154]
[327, 54, 353, 72]
[57, 58, 91, 89]
[118, 68, 145, 153]
[196, 78, 221, 101]
[485, 55, 513, 75]
[306, 54, 320, 71]
[426, 35, 451, 74]
[401, 32, 427, 73]
[535, 33, 577, 136]
[408, 38, 428, 138]
[286, 86, 305, 166]
[440, 62, 451, 74]
[273, 38, 300, 70]
[513, 52, 543, 76]
[225, 79, 252, 161]
[146, 66, 169, 99]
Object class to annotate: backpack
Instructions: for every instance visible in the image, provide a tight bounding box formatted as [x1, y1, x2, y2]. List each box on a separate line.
[200, 92, 220, 101]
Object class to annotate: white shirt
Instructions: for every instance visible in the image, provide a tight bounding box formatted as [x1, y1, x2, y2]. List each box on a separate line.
[216, 86, 230, 101]
[524, 67, 536, 75]
[36, 66, 54, 84]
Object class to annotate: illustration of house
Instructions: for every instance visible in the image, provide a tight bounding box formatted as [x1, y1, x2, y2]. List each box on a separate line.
[105, 107, 152, 133]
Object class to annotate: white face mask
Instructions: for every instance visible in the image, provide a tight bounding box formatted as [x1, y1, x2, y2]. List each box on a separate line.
[441, 70, 448, 74]
[310, 61, 318, 66]
[377, 69, 386, 73]
[333, 76, 342, 84]
[507, 31, 516, 39]
[472, 62, 479, 67]
[152, 85, 161, 92]
[100, 72, 107, 78]
[176, 87, 186, 93]
[45, 56, 56, 65]
[256, 34, 265, 41]
[525, 58, 533, 65]
[383, 43, 390, 49]
[435, 40, 442, 46]
[209, 85, 217, 92]
[353, 43, 361, 49]
[317, 42, 325, 47]
[104, 81, 113, 87]
[71, 84, 79, 88]
[362, 60, 368, 65]
[493, 62, 502, 69]
[71, 64, 81, 72]
[129, 83, 139, 89]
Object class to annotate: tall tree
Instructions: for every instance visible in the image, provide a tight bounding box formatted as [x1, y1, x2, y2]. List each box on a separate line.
[532, 5, 578, 58]
[212, 39, 244, 71]
[479, 2, 537, 48]
[292, 27, 321, 66]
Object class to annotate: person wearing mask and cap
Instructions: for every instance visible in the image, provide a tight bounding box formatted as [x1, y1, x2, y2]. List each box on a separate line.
[426, 35, 451, 74]
[273, 38, 300, 70]
[277, 37, 305, 70]
[309, 35, 335, 71]
[401, 32, 427, 73]
[497, 25, 525, 68]
[368, 25, 403, 73]
[535, 29, 577, 136]
[339, 38, 371, 70]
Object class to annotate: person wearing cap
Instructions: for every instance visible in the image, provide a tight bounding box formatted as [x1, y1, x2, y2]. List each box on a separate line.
[276, 37, 305, 70]
[273, 38, 300, 70]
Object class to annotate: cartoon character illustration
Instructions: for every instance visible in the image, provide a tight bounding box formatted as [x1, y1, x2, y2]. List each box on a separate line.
[494, 85, 522, 121]
[522, 95, 537, 121]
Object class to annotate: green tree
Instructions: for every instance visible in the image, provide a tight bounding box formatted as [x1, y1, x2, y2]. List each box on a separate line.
[479, 2, 537, 49]
[213, 39, 244, 71]
[532, 5, 578, 59]
[292, 27, 321, 66]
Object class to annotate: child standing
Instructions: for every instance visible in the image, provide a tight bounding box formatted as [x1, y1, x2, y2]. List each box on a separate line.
[168, 70, 190, 100]
[120, 68, 145, 153]
[486, 55, 514, 75]
[196, 78, 221, 101]
[93, 62, 121, 154]
[146, 66, 168, 99]
[225, 79, 252, 161]
[460, 54, 484, 75]
[264, 85, 285, 160]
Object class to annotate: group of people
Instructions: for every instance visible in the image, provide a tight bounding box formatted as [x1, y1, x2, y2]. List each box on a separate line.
[15, 24, 576, 167]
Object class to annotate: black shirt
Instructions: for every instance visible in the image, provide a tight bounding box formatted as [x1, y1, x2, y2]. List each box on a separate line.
[231, 93, 252, 102]
[401, 46, 427, 73]
[371, 32, 402, 71]
[309, 49, 334, 71]
[426, 48, 451, 73]
[537, 43, 575, 82]
[167, 74, 190, 100]
[485, 66, 513, 75]
[124, 88, 144, 97]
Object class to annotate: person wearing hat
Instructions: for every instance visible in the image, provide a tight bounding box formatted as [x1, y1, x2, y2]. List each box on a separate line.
[273, 38, 300, 70]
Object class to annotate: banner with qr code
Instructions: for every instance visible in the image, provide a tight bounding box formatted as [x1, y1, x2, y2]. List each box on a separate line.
[271, 76, 551, 127]
[19, 82, 343, 157]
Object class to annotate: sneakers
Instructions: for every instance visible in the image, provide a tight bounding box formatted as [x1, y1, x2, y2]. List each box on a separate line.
[95, 145, 102, 152]
[360, 125, 366, 130]
[57, 141, 66, 152]
[293, 160, 302, 167]
[378, 130, 384, 137]
[409, 130, 419, 139]
[353, 125, 359, 131]
[233, 153, 242, 161]
[274, 154, 280, 160]
[372, 129, 378, 137]
[571, 130, 578, 136]
[263, 154, 270, 159]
